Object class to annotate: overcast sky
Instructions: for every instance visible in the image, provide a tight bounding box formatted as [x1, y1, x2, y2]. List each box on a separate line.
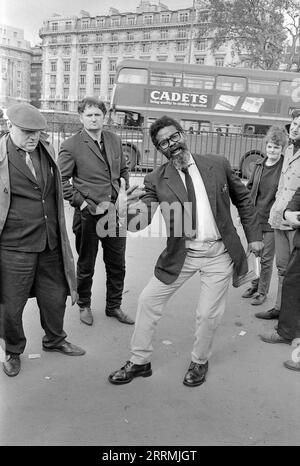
[1, 0, 193, 45]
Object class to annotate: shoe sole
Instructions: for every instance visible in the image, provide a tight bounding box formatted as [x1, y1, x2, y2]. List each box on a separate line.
[108, 369, 152, 385]
[106, 314, 135, 325]
[42, 347, 86, 356]
[183, 376, 206, 387]
[80, 318, 93, 326]
[283, 362, 300, 371]
[260, 338, 290, 345]
[255, 315, 279, 320]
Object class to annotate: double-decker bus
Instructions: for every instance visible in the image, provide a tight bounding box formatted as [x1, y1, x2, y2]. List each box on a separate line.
[109, 58, 300, 177]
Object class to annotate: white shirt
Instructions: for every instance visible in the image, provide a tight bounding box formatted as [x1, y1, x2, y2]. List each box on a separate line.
[177, 154, 221, 249]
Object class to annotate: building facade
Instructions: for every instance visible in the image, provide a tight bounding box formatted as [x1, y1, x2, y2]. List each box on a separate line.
[39, 1, 238, 112]
[30, 45, 43, 108]
[0, 25, 32, 110]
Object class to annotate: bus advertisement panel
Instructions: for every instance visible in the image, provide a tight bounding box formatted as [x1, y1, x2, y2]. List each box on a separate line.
[109, 59, 300, 177]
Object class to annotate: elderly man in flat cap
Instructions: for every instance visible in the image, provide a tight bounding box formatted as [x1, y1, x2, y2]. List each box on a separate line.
[0, 103, 85, 377]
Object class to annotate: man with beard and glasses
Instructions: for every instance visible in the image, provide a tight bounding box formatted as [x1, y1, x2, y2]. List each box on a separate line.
[108, 115, 263, 388]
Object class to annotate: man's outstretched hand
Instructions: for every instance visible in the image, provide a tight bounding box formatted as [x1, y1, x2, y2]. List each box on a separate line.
[117, 178, 146, 219]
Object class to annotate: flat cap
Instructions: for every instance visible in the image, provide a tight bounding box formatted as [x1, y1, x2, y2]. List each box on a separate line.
[7, 103, 46, 131]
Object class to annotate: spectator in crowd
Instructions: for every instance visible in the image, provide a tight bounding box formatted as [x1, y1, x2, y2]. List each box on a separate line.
[58, 97, 134, 327]
[108, 115, 263, 388]
[255, 109, 300, 320]
[241, 125, 288, 306]
[0, 103, 85, 377]
[260, 186, 300, 371]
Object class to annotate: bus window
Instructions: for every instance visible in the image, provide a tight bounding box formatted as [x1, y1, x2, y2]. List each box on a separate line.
[280, 81, 294, 96]
[112, 110, 143, 127]
[244, 124, 270, 135]
[248, 79, 278, 95]
[183, 73, 215, 90]
[150, 71, 182, 87]
[181, 120, 211, 133]
[216, 76, 246, 92]
[117, 67, 148, 84]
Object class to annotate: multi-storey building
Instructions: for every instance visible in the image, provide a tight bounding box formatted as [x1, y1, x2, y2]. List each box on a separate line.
[39, 1, 237, 112]
[30, 45, 43, 108]
[0, 25, 32, 109]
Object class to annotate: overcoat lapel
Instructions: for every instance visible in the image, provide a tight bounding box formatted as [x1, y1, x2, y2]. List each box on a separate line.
[7, 144, 37, 184]
[81, 129, 109, 167]
[164, 163, 188, 205]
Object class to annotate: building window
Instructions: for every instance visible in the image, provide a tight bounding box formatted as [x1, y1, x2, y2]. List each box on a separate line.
[125, 44, 133, 53]
[128, 17, 136, 26]
[94, 74, 101, 85]
[111, 18, 120, 27]
[215, 57, 224, 67]
[96, 33, 102, 42]
[63, 88, 69, 99]
[144, 31, 151, 40]
[160, 30, 168, 39]
[50, 75, 56, 85]
[93, 45, 103, 54]
[199, 11, 209, 22]
[111, 33, 118, 41]
[178, 12, 189, 22]
[176, 42, 186, 52]
[109, 74, 115, 85]
[64, 35, 71, 43]
[50, 61, 57, 72]
[80, 46, 88, 55]
[79, 34, 88, 42]
[175, 56, 185, 63]
[80, 61, 87, 71]
[177, 29, 187, 38]
[64, 75, 70, 85]
[196, 40, 207, 51]
[94, 60, 101, 71]
[110, 45, 118, 53]
[50, 36, 57, 44]
[51, 22, 58, 31]
[65, 21, 72, 30]
[50, 88, 55, 98]
[109, 60, 117, 72]
[141, 43, 151, 53]
[79, 88, 86, 99]
[93, 87, 100, 96]
[62, 102, 69, 111]
[63, 46, 71, 55]
[82, 20, 89, 29]
[64, 61, 70, 71]
[127, 32, 134, 41]
[157, 56, 167, 61]
[49, 46, 57, 56]
[195, 57, 205, 65]
[161, 14, 170, 23]
[96, 18, 105, 27]
[143, 15, 153, 25]
[79, 75, 86, 85]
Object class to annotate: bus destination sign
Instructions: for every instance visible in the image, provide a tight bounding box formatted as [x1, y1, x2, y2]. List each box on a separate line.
[147, 89, 211, 108]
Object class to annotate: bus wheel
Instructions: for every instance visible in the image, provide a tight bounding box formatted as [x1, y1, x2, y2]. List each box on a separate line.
[240, 152, 264, 179]
[122, 144, 137, 169]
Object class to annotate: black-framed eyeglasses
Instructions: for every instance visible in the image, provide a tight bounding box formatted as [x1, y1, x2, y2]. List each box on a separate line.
[157, 131, 182, 151]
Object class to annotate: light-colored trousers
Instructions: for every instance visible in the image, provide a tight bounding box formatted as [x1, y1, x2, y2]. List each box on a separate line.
[274, 229, 296, 311]
[130, 240, 233, 366]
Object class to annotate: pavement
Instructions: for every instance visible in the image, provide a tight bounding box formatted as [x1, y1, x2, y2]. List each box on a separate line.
[1, 180, 300, 446]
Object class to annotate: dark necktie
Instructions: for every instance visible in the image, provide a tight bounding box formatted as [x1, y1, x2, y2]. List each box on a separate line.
[181, 166, 197, 233]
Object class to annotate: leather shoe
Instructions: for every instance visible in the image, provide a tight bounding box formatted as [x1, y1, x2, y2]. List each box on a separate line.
[108, 360, 152, 385]
[183, 361, 208, 387]
[79, 307, 93, 326]
[283, 360, 300, 371]
[43, 341, 86, 356]
[260, 331, 291, 344]
[251, 293, 266, 306]
[255, 308, 279, 320]
[242, 286, 258, 298]
[3, 354, 21, 377]
[106, 308, 134, 325]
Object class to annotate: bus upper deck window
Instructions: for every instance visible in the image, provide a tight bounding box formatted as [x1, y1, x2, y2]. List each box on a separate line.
[216, 76, 246, 92]
[248, 79, 278, 95]
[183, 74, 215, 89]
[117, 68, 148, 84]
[150, 71, 182, 87]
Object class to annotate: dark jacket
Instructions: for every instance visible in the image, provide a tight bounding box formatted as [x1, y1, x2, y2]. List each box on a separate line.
[128, 154, 262, 284]
[0, 133, 77, 303]
[58, 129, 129, 208]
